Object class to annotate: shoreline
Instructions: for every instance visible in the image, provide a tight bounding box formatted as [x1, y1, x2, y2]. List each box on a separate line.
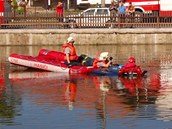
[0, 28, 172, 45]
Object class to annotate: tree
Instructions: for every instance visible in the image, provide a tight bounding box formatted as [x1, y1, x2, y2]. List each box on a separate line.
[8, 0, 29, 13]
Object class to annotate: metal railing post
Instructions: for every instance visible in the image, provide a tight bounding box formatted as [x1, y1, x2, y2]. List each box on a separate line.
[157, 15, 160, 28]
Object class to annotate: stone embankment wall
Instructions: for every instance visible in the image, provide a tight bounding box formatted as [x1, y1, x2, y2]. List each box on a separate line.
[0, 28, 172, 45]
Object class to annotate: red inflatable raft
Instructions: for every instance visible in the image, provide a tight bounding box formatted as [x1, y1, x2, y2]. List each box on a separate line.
[8, 49, 98, 74]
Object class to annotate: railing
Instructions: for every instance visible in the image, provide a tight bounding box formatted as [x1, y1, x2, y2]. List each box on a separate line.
[1, 11, 172, 29]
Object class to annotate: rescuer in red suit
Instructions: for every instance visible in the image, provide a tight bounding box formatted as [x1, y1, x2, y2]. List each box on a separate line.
[118, 57, 143, 76]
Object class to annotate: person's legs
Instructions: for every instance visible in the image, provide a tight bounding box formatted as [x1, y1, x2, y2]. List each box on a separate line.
[64, 60, 81, 66]
[70, 61, 81, 66]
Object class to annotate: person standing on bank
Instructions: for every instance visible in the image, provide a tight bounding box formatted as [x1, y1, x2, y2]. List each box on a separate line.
[109, 0, 118, 22]
[62, 37, 80, 67]
[118, 1, 126, 15]
[117, 0, 126, 27]
[56, 1, 64, 22]
[126, 2, 135, 15]
[126, 2, 135, 28]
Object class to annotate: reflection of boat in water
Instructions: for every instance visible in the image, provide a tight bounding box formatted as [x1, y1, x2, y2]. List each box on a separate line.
[9, 71, 69, 80]
[8, 72, 131, 111]
[9, 70, 164, 126]
[115, 75, 161, 104]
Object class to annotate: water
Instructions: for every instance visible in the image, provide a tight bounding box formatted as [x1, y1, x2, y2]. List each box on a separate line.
[1, 45, 172, 129]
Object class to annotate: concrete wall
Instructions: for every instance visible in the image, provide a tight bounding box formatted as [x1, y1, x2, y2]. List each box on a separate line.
[0, 28, 172, 46]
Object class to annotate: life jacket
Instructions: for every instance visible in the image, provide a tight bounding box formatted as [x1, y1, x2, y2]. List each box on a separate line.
[92, 58, 107, 68]
[62, 43, 78, 61]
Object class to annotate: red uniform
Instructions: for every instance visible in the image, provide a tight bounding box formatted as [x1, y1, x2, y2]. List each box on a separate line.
[118, 57, 143, 76]
[118, 62, 143, 75]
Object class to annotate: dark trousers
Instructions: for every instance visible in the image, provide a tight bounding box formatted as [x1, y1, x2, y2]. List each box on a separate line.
[64, 60, 81, 66]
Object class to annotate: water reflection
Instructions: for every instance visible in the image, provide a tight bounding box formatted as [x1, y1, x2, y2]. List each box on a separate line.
[1, 45, 172, 128]
[64, 77, 77, 110]
[0, 62, 21, 125]
[115, 75, 160, 105]
[1, 67, 172, 128]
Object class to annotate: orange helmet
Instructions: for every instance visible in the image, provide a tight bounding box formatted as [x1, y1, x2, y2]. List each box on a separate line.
[128, 57, 135, 63]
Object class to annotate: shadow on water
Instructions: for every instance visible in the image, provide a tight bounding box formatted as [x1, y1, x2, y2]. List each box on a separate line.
[1, 45, 172, 128]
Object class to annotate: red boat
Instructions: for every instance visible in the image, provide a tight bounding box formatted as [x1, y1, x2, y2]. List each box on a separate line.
[8, 49, 98, 74]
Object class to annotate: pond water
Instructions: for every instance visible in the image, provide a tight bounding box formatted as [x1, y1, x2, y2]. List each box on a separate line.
[1, 45, 172, 129]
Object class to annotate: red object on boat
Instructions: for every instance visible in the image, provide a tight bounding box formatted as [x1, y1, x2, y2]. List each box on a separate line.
[8, 49, 98, 74]
[38, 49, 65, 61]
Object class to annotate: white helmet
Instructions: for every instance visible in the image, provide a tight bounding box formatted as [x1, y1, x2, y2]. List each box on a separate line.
[67, 37, 74, 43]
[99, 52, 109, 60]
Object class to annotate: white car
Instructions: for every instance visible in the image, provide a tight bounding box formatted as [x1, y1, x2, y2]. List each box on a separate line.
[64, 8, 112, 28]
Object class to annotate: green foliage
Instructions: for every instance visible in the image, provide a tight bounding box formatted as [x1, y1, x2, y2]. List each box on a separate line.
[16, 6, 25, 13]
[11, 0, 27, 13]
[11, 0, 18, 9]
